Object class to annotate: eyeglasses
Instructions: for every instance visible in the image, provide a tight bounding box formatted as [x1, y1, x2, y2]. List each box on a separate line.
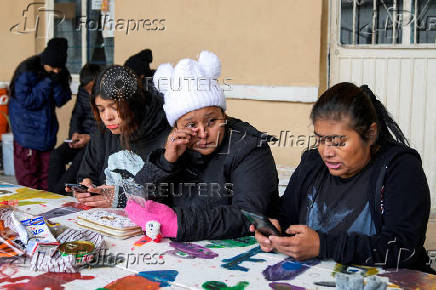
[315, 135, 346, 147]
[180, 118, 227, 130]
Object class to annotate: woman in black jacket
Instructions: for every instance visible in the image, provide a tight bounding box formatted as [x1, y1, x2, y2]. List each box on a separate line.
[125, 51, 279, 241]
[73, 65, 170, 207]
[253, 82, 434, 273]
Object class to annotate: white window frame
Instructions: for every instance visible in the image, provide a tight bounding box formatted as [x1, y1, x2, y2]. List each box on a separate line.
[338, 0, 436, 49]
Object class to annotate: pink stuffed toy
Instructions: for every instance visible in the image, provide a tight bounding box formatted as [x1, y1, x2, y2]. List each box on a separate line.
[125, 200, 178, 238]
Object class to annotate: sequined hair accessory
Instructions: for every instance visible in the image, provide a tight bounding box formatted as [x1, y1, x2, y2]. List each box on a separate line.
[100, 65, 138, 100]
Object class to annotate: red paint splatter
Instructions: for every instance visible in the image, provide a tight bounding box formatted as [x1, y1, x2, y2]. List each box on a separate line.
[0, 272, 94, 290]
[61, 202, 91, 210]
[104, 275, 160, 290]
[40, 204, 47, 207]
[134, 236, 153, 247]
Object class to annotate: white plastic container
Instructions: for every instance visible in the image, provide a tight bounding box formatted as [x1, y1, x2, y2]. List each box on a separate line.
[2, 133, 14, 175]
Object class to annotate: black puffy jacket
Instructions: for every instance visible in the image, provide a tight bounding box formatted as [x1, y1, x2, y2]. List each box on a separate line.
[134, 118, 279, 241]
[273, 143, 433, 273]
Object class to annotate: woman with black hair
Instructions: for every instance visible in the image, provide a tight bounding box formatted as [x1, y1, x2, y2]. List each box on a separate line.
[253, 82, 434, 273]
[73, 65, 170, 207]
[9, 37, 72, 190]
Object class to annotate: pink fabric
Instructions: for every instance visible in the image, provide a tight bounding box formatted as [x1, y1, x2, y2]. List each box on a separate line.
[125, 200, 178, 238]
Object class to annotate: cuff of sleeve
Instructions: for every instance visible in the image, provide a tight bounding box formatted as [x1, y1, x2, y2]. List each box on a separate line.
[157, 150, 179, 173]
[317, 231, 329, 259]
[111, 185, 120, 208]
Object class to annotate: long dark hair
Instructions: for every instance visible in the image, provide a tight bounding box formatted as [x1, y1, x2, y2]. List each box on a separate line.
[311, 82, 409, 148]
[91, 65, 148, 149]
[9, 55, 71, 98]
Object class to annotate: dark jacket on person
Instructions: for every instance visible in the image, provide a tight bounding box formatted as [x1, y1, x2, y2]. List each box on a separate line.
[274, 142, 432, 272]
[9, 55, 71, 151]
[68, 86, 96, 138]
[77, 93, 171, 207]
[134, 118, 280, 242]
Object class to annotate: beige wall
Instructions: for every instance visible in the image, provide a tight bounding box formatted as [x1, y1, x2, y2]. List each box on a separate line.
[0, 1, 40, 81]
[227, 100, 314, 166]
[114, 0, 323, 166]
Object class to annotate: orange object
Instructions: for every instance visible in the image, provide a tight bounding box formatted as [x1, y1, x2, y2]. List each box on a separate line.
[0, 83, 9, 141]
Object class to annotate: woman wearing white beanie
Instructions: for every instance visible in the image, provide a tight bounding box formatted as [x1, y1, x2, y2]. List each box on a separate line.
[125, 51, 279, 241]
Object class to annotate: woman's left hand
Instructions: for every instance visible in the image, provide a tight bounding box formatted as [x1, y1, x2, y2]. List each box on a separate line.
[269, 225, 320, 261]
[75, 185, 114, 208]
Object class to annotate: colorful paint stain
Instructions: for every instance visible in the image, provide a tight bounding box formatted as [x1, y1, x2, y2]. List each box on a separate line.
[0, 185, 20, 188]
[39, 207, 82, 220]
[221, 246, 265, 272]
[100, 275, 160, 290]
[269, 282, 305, 290]
[166, 242, 218, 259]
[0, 188, 63, 203]
[333, 263, 378, 277]
[205, 236, 257, 248]
[202, 281, 249, 290]
[134, 236, 151, 247]
[379, 269, 436, 290]
[137, 270, 178, 287]
[262, 258, 320, 281]
[62, 202, 91, 210]
[0, 272, 94, 290]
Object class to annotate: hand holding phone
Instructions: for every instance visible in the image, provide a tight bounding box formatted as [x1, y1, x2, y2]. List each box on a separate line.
[65, 183, 101, 196]
[241, 209, 292, 237]
[65, 183, 89, 193]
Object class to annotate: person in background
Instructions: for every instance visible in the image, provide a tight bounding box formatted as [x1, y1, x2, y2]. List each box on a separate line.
[124, 49, 156, 93]
[9, 38, 72, 190]
[48, 63, 101, 195]
[73, 65, 170, 207]
[253, 82, 434, 273]
[125, 51, 279, 242]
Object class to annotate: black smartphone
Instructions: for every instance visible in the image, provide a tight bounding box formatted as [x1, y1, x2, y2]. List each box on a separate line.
[65, 183, 91, 193]
[240, 208, 290, 237]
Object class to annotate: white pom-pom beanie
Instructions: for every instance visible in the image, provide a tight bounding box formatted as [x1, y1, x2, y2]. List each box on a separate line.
[153, 51, 226, 127]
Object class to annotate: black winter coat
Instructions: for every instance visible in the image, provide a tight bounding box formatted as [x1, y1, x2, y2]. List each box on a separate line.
[134, 118, 279, 242]
[274, 143, 433, 272]
[77, 94, 171, 207]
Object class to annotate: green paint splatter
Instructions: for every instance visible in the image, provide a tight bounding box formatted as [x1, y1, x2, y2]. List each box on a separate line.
[205, 236, 256, 248]
[202, 281, 249, 290]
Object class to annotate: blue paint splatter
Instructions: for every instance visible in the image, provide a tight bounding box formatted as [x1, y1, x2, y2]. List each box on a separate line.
[263, 258, 320, 281]
[282, 261, 303, 271]
[137, 270, 178, 287]
[221, 246, 265, 272]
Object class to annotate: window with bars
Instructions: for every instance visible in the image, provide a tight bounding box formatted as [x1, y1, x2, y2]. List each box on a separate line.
[340, 0, 436, 45]
[52, 0, 114, 74]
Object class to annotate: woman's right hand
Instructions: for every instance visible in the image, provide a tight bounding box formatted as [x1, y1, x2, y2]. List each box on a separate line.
[164, 128, 198, 163]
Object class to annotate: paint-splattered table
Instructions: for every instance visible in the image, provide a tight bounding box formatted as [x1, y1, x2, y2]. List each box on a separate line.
[0, 182, 435, 290]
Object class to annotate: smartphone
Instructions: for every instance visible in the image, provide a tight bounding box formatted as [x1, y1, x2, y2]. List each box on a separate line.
[64, 139, 79, 144]
[65, 183, 89, 192]
[240, 208, 290, 237]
